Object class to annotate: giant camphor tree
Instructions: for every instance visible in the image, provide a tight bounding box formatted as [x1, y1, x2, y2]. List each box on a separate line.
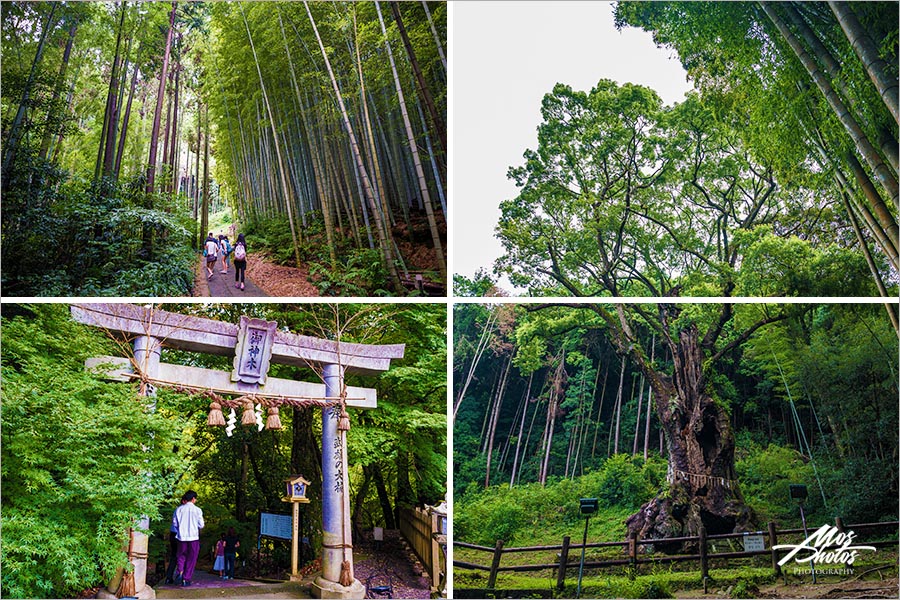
[494, 80, 881, 540]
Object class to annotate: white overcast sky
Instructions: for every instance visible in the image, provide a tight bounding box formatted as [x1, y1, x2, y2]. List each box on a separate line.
[450, 1, 693, 286]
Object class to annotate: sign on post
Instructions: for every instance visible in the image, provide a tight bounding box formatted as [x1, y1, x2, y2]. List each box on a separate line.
[742, 532, 766, 553]
[260, 512, 293, 541]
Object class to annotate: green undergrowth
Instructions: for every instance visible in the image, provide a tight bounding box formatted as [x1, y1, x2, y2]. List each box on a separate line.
[244, 214, 393, 295]
[456, 455, 665, 548]
[2, 168, 196, 296]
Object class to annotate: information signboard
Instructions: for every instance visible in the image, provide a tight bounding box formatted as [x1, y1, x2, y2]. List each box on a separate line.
[260, 512, 293, 541]
[742, 533, 766, 552]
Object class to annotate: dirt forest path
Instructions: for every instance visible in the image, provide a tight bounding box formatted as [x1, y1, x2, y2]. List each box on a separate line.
[199, 258, 268, 297]
[193, 253, 321, 297]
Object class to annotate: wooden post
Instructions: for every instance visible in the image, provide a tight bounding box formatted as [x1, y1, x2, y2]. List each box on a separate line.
[628, 531, 638, 567]
[699, 525, 709, 580]
[768, 522, 781, 577]
[487, 540, 504, 589]
[430, 510, 440, 594]
[835, 516, 845, 533]
[557, 535, 571, 590]
[291, 501, 300, 578]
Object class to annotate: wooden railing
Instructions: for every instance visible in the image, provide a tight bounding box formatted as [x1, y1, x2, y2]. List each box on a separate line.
[454, 518, 899, 591]
[399, 506, 445, 593]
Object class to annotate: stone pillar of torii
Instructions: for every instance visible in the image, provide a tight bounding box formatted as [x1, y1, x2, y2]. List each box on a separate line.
[72, 304, 404, 600]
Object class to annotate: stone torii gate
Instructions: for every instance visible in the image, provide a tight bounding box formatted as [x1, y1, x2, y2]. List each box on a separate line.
[71, 304, 405, 600]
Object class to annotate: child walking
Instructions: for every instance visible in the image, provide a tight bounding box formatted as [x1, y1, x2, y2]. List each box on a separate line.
[213, 532, 226, 578]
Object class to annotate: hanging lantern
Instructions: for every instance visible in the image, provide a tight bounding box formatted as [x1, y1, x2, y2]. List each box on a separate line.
[207, 401, 226, 426]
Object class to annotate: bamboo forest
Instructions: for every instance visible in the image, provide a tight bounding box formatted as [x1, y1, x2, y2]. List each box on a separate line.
[1, 1, 446, 297]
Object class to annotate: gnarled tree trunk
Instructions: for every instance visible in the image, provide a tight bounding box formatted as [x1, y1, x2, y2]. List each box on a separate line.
[626, 324, 755, 548]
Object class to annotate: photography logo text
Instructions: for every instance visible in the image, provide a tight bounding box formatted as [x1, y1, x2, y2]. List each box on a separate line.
[773, 524, 876, 575]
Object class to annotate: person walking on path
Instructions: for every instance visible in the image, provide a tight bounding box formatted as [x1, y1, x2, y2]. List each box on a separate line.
[213, 532, 226, 578]
[220, 235, 232, 274]
[164, 497, 187, 584]
[204, 233, 219, 279]
[233, 233, 247, 291]
[223, 527, 240, 580]
[173, 490, 204, 587]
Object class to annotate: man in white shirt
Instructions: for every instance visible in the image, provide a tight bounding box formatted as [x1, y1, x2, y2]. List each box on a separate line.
[173, 490, 204, 586]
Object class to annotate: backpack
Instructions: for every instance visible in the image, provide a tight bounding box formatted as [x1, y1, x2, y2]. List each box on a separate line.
[234, 243, 246, 260]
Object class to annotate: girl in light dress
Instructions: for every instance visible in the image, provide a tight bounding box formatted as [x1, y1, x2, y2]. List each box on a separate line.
[213, 532, 226, 578]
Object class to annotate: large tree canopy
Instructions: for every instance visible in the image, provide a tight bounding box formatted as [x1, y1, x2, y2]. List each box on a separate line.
[495, 81, 880, 301]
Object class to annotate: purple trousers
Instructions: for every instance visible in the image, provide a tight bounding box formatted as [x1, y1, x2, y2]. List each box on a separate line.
[175, 539, 200, 581]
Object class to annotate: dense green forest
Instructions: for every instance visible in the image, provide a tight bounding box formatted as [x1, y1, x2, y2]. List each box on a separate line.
[454, 302, 898, 548]
[0, 303, 446, 598]
[1, 1, 446, 296]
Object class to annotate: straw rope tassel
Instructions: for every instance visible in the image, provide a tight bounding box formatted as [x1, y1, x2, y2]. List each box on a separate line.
[266, 406, 282, 430]
[208, 401, 226, 426]
[241, 399, 256, 426]
[115, 529, 136, 598]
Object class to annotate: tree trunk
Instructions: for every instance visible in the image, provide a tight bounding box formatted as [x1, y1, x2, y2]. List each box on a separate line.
[420, 1, 446, 74]
[102, 6, 127, 179]
[114, 62, 139, 180]
[352, 466, 372, 540]
[633, 374, 645, 455]
[368, 465, 396, 529]
[827, 0, 899, 125]
[539, 351, 566, 486]
[375, 1, 446, 280]
[625, 324, 755, 546]
[643, 338, 656, 460]
[291, 407, 323, 485]
[146, 1, 176, 194]
[396, 450, 415, 522]
[2, 1, 58, 193]
[509, 373, 532, 487]
[610, 356, 626, 456]
[590, 362, 610, 459]
[39, 20, 77, 161]
[240, 3, 302, 267]
[236, 442, 249, 521]
[389, 1, 446, 158]
[454, 309, 497, 421]
[485, 353, 512, 488]
[304, 0, 400, 290]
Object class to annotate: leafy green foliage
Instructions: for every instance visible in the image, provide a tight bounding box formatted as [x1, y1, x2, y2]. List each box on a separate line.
[1, 305, 186, 598]
[456, 457, 665, 546]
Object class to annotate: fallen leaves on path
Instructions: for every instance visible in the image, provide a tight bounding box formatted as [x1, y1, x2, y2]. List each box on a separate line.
[245, 252, 320, 297]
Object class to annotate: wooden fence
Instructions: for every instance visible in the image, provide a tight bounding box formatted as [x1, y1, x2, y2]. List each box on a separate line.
[399, 506, 446, 593]
[454, 518, 899, 590]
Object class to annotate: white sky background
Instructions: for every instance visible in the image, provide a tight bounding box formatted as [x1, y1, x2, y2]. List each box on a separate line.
[451, 1, 693, 287]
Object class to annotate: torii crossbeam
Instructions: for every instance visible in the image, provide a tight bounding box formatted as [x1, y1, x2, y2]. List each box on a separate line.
[72, 304, 404, 600]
